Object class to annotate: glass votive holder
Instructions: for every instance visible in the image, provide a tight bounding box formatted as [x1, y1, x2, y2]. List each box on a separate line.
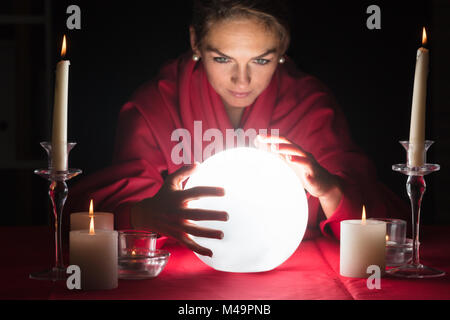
[118, 230, 170, 279]
[385, 238, 413, 267]
[369, 218, 409, 267]
[369, 218, 406, 243]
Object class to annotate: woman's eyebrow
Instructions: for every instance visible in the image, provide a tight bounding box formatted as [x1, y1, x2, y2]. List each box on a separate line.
[205, 46, 277, 59]
[205, 46, 233, 59]
[254, 48, 277, 59]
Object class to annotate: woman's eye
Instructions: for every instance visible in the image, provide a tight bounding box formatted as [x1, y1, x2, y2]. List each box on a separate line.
[213, 57, 230, 63]
[254, 59, 270, 65]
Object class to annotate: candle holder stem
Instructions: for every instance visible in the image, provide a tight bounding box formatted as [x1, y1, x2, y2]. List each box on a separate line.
[50, 179, 68, 273]
[30, 142, 82, 281]
[389, 140, 445, 278]
[407, 175, 424, 267]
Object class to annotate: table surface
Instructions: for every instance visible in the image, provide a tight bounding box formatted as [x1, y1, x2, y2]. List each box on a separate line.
[1, 226, 450, 300]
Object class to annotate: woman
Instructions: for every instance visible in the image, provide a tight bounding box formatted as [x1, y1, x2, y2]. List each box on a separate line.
[67, 0, 408, 257]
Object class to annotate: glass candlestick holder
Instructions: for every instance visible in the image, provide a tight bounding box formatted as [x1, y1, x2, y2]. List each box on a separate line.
[388, 140, 445, 278]
[30, 141, 82, 281]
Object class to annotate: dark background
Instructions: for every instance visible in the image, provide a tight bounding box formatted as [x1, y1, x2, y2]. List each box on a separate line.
[1, 0, 449, 226]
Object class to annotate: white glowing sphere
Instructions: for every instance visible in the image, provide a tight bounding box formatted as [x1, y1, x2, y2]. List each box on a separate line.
[184, 147, 308, 272]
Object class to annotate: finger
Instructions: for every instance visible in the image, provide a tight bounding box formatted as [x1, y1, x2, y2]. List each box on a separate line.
[166, 163, 199, 188]
[289, 155, 312, 165]
[255, 135, 291, 153]
[164, 229, 213, 257]
[182, 186, 225, 201]
[274, 144, 308, 157]
[256, 134, 291, 144]
[289, 155, 314, 176]
[181, 208, 229, 221]
[256, 135, 310, 157]
[183, 222, 224, 240]
[182, 236, 213, 257]
[304, 173, 316, 185]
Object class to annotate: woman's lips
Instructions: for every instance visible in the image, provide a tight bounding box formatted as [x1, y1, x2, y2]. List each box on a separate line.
[229, 90, 252, 98]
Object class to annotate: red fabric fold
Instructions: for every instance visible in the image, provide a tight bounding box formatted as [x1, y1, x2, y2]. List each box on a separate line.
[65, 52, 408, 242]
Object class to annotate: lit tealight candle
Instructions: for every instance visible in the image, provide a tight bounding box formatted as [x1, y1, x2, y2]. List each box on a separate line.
[340, 206, 386, 278]
[70, 212, 118, 290]
[70, 199, 114, 231]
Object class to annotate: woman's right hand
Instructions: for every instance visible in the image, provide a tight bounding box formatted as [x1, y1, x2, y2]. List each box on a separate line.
[130, 163, 228, 257]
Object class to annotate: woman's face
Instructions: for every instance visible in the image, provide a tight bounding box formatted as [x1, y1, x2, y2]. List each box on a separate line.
[192, 18, 281, 109]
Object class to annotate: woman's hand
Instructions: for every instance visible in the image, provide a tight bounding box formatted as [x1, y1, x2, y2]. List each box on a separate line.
[256, 135, 343, 218]
[131, 163, 228, 257]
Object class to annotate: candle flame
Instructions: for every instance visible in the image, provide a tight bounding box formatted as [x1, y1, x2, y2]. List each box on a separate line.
[386, 235, 389, 242]
[89, 199, 94, 217]
[89, 215, 95, 235]
[422, 27, 427, 46]
[61, 35, 67, 59]
[131, 250, 136, 256]
[361, 205, 367, 225]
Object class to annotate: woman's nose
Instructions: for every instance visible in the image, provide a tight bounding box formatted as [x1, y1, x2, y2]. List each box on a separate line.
[231, 65, 251, 87]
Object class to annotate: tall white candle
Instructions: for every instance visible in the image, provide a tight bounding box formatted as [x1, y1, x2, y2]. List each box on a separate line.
[52, 35, 70, 171]
[340, 206, 386, 278]
[408, 27, 429, 167]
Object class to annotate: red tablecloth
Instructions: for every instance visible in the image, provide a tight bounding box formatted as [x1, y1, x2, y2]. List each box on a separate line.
[1, 226, 449, 300]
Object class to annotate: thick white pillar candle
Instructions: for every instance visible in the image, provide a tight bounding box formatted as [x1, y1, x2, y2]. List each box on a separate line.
[70, 229, 118, 290]
[408, 28, 429, 167]
[70, 212, 114, 231]
[52, 35, 70, 171]
[340, 210, 386, 278]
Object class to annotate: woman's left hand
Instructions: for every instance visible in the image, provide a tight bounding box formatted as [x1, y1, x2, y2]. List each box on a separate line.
[255, 135, 343, 217]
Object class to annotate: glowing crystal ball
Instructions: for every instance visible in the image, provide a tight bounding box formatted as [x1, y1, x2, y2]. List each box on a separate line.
[184, 147, 308, 272]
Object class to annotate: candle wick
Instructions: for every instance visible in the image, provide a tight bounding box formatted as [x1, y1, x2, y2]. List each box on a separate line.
[89, 215, 95, 235]
[361, 205, 367, 225]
